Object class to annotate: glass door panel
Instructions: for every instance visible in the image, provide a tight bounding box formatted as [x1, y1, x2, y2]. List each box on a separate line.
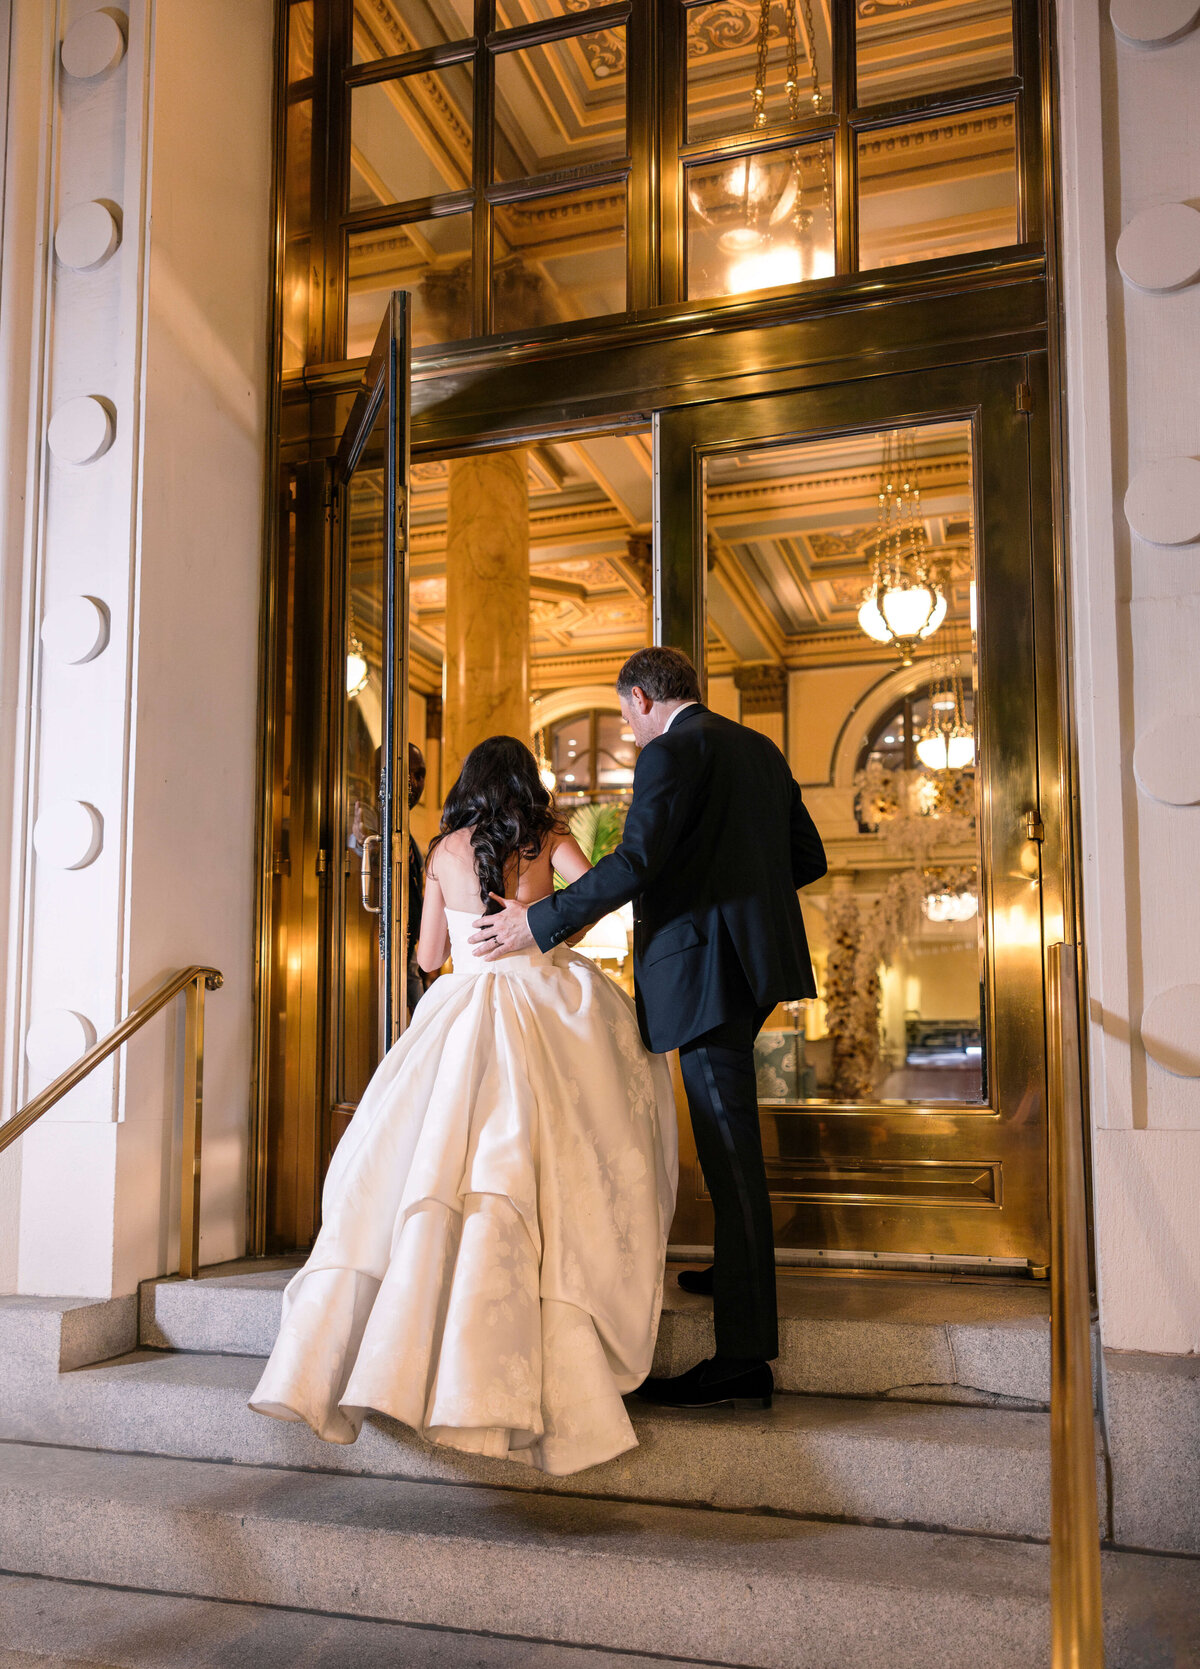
[328, 295, 412, 1161]
[656, 359, 1051, 1269]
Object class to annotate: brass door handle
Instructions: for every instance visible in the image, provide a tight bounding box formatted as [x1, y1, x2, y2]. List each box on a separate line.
[360, 834, 381, 913]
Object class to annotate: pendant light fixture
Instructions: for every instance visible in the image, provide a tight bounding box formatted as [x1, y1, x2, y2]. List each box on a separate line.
[916, 646, 975, 772]
[688, 0, 833, 293]
[534, 728, 556, 794]
[345, 592, 369, 697]
[858, 429, 947, 662]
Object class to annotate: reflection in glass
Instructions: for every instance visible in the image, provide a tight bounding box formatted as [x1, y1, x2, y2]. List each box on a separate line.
[341, 425, 389, 1105]
[349, 67, 473, 211]
[352, 0, 474, 63]
[494, 28, 627, 182]
[857, 104, 1018, 271]
[492, 185, 626, 333]
[703, 420, 984, 1105]
[687, 141, 834, 299]
[282, 99, 312, 372]
[855, 0, 1013, 108]
[347, 213, 473, 355]
[288, 0, 314, 82]
[547, 711, 638, 810]
[497, 0, 617, 23]
[685, 0, 832, 144]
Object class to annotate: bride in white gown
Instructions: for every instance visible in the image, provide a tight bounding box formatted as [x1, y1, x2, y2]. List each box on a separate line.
[250, 735, 678, 1476]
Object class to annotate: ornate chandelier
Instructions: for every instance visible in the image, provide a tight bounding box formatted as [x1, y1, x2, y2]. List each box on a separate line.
[688, 0, 833, 291]
[923, 887, 979, 923]
[916, 653, 975, 771]
[858, 430, 947, 662]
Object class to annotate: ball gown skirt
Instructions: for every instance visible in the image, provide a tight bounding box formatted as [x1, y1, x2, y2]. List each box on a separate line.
[249, 910, 679, 1476]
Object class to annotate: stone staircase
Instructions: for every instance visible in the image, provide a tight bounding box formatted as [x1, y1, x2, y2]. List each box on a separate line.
[1, 1265, 1197, 1668]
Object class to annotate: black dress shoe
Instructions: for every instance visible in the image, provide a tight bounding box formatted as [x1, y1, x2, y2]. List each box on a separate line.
[676, 1265, 714, 1296]
[635, 1355, 773, 1410]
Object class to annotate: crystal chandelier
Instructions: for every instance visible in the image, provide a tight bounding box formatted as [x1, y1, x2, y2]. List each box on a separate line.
[916, 653, 975, 772]
[688, 0, 833, 292]
[858, 430, 947, 662]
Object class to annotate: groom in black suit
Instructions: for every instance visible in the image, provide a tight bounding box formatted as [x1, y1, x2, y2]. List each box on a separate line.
[472, 646, 826, 1407]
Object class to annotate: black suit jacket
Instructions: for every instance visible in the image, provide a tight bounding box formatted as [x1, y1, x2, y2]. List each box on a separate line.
[528, 704, 827, 1053]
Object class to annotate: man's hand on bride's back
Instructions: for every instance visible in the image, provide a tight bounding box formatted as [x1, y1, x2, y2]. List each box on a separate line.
[470, 894, 535, 959]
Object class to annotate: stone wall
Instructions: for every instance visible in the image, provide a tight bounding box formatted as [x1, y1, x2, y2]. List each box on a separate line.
[0, 0, 273, 1296]
[1059, 0, 1200, 1359]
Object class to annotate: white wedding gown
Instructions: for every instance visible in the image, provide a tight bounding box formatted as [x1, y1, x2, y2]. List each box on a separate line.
[250, 909, 678, 1475]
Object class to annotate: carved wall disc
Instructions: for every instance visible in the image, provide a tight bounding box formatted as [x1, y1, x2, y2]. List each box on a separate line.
[55, 201, 121, 271]
[1117, 203, 1200, 292]
[1141, 986, 1200, 1077]
[33, 800, 104, 870]
[40, 596, 110, 665]
[1134, 717, 1200, 804]
[1110, 0, 1200, 44]
[60, 10, 127, 78]
[25, 1009, 97, 1079]
[47, 396, 114, 465]
[1124, 456, 1200, 545]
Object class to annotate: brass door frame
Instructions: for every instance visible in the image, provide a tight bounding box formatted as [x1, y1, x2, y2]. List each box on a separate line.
[656, 355, 1062, 1268]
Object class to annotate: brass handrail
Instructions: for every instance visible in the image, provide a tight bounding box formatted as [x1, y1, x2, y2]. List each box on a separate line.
[1047, 942, 1104, 1668]
[0, 965, 223, 1279]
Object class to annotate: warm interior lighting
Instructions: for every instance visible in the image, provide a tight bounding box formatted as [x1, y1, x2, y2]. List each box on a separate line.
[345, 637, 368, 697]
[915, 730, 976, 772]
[857, 430, 947, 660]
[923, 889, 979, 924]
[539, 765, 557, 792]
[575, 902, 634, 965]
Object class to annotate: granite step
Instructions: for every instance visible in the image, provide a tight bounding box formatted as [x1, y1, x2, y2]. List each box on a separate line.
[1, 1443, 1196, 1669]
[140, 1260, 1054, 1408]
[0, 1344, 1067, 1537]
[0, 1572, 716, 1669]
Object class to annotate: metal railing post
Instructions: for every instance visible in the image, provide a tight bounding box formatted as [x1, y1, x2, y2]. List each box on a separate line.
[0, 964, 223, 1283]
[1047, 941, 1104, 1669]
[179, 973, 207, 1280]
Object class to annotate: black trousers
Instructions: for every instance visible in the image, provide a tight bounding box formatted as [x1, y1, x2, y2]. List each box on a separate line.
[677, 1002, 778, 1361]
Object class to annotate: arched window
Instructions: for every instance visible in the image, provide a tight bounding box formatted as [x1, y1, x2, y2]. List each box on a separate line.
[547, 710, 637, 810]
[854, 678, 976, 831]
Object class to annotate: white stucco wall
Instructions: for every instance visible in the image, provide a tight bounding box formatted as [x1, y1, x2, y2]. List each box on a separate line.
[0, 0, 272, 1297]
[1059, 1, 1200, 1353]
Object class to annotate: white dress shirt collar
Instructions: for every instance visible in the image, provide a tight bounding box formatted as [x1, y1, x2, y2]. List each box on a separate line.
[662, 700, 699, 734]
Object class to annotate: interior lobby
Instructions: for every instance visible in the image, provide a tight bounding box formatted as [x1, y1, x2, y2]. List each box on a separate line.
[1, 1, 1199, 1664]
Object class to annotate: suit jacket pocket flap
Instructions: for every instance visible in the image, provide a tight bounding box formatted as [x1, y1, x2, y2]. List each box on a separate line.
[642, 918, 704, 966]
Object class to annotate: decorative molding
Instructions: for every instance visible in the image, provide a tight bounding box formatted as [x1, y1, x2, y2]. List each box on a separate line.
[1133, 717, 1200, 805]
[61, 10, 127, 79]
[54, 201, 121, 271]
[1116, 203, 1200, 293]
[47, 396, 114, 464]
[33, 801, 104, 871]
[25, 1009, 97, 1079]
[734, 662, 788, 711]
[40, 596, 110, 664]
[1141, 986, 1200, 1078]
[1110, 0, 1200, 47]
[1124, 456, 1200, 545]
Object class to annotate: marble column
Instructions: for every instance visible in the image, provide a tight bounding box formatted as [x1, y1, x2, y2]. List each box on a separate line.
[443, 451, 530, 786]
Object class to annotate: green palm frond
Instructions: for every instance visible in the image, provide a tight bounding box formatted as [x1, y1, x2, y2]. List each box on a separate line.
[554, 801, 628, 887]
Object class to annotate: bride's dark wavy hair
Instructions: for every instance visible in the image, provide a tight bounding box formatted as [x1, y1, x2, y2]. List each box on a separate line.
[427, 735, 562, 913]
